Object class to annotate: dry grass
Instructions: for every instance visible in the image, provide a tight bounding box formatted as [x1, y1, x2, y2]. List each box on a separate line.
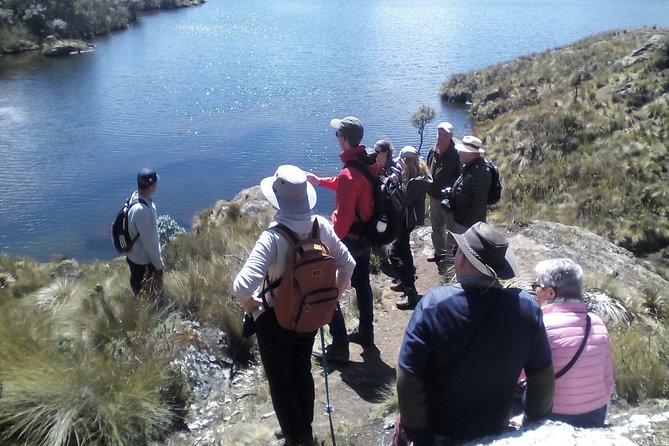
[0, 198, 271, 444]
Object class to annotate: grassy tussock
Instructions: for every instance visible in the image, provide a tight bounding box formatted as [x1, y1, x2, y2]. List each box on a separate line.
[610, 320, 669, 403]
[581, 276, 669, 403]
[0, 283, 181, 445]
[440, 28, 669, 275]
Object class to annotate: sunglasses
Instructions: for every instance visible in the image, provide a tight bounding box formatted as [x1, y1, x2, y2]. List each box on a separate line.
[531, 283, 555, 293]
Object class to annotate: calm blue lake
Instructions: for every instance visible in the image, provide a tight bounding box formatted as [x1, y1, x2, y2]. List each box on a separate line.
[1, 0, 668, 261]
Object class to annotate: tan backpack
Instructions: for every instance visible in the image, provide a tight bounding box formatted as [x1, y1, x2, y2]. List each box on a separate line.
[261, 220, 340, 332]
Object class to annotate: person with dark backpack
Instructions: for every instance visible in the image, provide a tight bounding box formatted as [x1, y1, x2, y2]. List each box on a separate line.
[441, 136, 493, 232]
[117, 168, 164, 296]
[306, 116, 380, 359]
[233, 165, 355, 446]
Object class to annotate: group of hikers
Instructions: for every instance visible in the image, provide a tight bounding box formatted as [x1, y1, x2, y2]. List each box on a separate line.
[119, 116, 614, 446]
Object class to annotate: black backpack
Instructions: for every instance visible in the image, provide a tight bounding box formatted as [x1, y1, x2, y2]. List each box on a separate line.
[485, 159, 502, 205]
[345, 160, 405, 246]
[111, 196, 148, 253]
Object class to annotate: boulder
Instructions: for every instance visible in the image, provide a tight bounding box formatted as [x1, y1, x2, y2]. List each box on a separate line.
[41, 39, 94, 57]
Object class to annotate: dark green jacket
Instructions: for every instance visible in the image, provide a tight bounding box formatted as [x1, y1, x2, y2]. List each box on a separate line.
[426, 142, 461, 199]
[452, 156, 492, 227]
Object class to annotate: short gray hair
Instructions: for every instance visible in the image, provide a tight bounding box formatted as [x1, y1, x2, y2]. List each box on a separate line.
[534, 258, 583, 300]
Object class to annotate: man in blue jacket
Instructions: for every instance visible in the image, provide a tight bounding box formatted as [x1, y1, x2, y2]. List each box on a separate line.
[397, 222, 554, 444]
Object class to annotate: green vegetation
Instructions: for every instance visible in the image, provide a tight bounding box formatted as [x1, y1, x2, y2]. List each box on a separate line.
[439, 28, 669, 276]
[0, 203, 265, 445]
[410, 104, 436, 154]
[0, 0, 205, 54]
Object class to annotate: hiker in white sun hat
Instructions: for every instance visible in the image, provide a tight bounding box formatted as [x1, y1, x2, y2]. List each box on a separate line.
[443, 135, 493, 234]
[234, 164, 355, 446]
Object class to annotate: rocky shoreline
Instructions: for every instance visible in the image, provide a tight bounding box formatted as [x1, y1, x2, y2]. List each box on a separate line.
[0, 0, 206, 57]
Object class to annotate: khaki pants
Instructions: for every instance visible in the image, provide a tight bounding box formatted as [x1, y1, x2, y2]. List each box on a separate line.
[429, 197, 459, 258]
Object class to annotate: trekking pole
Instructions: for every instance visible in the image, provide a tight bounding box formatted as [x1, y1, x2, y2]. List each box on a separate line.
[319, 327, 337, 446]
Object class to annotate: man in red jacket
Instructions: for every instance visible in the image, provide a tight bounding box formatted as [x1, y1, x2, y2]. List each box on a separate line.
[307, 116, 380, 362]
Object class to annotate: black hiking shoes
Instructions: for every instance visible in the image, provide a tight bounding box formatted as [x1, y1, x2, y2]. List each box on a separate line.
[347, 326, 374, 346]
[312, 342, 350, 363]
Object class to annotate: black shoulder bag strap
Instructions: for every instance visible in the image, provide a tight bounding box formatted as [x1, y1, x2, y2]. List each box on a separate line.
[259, 223, 299, 310]
[345, 159, 377, 185]
[555, 314, 592, 379]
[128, 197, 149, 243]
[344, 160, 378, 231]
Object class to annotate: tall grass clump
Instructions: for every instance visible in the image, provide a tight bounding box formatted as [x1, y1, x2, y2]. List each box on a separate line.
[583, 280, 669, 404]
[610, 320, 669, 403]
[162, 200, 272, 366]
[0, 274, 189, 445]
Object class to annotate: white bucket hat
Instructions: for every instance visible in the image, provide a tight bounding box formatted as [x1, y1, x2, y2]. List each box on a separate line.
[455, 135, 485, 154]
[260, 165, 317, 213]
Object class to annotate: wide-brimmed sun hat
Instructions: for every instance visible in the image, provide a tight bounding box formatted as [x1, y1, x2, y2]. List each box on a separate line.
[260, 165, 317, 213]
[454, 135, 485, 154]
[450, 222, 518, 279]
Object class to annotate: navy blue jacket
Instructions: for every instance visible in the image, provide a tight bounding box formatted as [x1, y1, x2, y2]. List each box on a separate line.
[398, 280, 552, 440]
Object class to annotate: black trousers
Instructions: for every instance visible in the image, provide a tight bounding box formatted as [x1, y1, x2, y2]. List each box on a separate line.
[256, 308, 317, 446]
[126, 258, 156, 295]
[389, 225, 416, 287]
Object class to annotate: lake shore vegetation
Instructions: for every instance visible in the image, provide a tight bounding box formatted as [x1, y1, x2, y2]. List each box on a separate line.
[0, 0, 205, 55]
[439, 27, 669, 278]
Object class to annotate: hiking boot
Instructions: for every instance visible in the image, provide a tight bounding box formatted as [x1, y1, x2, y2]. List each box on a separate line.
[380, 261, 400, 280]
[390, 282, 409, 293]
[312, 342, 349, 363]
[437, 257, 454, 276]
[347, 326, 374, 346]
[396, 287, 419, 311]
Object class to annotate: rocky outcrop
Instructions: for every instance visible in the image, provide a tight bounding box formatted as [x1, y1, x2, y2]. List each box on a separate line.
[617, 34, 666, 68]
[41, 39, 94, 57]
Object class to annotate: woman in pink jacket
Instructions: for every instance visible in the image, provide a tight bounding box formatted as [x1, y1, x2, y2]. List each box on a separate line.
[533, 258, 614, 427]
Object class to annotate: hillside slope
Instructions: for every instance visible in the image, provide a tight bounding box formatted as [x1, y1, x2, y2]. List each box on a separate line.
[439, 28, 669, 276]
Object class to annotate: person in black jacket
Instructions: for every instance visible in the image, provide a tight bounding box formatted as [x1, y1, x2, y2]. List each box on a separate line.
[446, 135, 492, 231]
[388, 146, 432, 310]
[426, 122, 461, 274]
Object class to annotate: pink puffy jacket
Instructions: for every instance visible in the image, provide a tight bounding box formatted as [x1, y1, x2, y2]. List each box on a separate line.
[543, 301, 614, 415]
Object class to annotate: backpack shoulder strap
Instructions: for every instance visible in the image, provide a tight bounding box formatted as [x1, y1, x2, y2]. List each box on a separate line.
[126, 197, 150, 242]
[345, 159, 377, 185]
[270, 223, 299, 244]
[128, 197, 149, 210]
[259, 223, 300, 308]
[555, 314, 592, 379]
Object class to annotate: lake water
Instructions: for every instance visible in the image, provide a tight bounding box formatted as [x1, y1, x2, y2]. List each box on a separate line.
[1, 0, 668, 261]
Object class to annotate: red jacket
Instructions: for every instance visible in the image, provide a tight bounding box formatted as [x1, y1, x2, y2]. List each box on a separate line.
[319, 146, 380, 239]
